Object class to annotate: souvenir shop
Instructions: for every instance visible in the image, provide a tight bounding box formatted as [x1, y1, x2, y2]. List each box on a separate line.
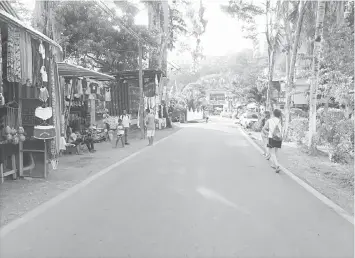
[109, 69, 169, 128]
[0, 10, 63, 181]
[56, 62, 114, 141]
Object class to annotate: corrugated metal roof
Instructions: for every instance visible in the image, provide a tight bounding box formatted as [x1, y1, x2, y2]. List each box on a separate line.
[57, 62, 115, 81]
[0, 9, 62, 51]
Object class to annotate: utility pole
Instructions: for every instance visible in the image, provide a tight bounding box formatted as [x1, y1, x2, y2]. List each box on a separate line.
[138, 41, 144, 139]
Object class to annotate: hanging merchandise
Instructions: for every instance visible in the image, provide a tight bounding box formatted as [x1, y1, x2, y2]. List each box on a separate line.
[90, 82, 98, 94]
[33, 105, 55, 140]
[40, 66, 48, 82]
[77, 79, 83, 95]
[39, 86, 49, 102]
[39, 41, 45, 60]
[83, 78, 90, 95]
[0, 93, 4, 106]
[105, 88, 111, 101]
[6, 25, 21, 82]
[66, 80, 72, 98]
[20, 30, 33, 85]
[73, 79, 80, 98]
[33, 125, 55, 140]
[35, 106, 53, 121]
[97, 82, 102, 94]
[0, 27, 2, 91]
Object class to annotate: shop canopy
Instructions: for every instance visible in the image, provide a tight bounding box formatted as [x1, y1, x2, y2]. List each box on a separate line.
[0, 9, 62, 51]
[57, 62, 115, 81]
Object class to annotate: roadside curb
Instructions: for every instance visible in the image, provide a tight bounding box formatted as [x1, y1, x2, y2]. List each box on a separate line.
[238, 126, 354, 226]
[0, 128, 182, 238]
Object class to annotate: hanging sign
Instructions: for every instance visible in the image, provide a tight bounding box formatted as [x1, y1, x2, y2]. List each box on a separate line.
[144, 78, 155, 97]
[33, 125, 56, 140]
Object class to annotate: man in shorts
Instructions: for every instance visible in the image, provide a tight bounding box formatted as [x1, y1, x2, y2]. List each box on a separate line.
[145, 108, 156, 146]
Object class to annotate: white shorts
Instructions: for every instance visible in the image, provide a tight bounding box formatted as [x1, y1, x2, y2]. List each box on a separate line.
[146, 130, 155, 137]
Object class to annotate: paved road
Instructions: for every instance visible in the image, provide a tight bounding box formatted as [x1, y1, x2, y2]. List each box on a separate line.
[1, 121, 353, 258]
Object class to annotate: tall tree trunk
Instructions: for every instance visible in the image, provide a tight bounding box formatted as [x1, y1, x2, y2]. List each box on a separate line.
[267, 49, 276, 111]
[148, 2, 161, 70]
[284, 0, 307, 139]
[308, 0, 326, 152]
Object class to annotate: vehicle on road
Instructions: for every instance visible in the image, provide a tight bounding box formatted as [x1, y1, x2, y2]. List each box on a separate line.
[220, 111, 232, 119]
[240, 112, 259, 128]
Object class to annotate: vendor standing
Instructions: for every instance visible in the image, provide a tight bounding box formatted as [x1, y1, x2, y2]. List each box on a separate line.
[120, 110, 131, 145]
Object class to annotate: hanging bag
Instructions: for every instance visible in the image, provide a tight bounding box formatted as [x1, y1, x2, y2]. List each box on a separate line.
[271, 119, 283, 142]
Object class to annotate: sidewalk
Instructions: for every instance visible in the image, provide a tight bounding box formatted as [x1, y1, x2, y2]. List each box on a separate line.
[244, 129, 354, 216]
[0, 127, 180, 227]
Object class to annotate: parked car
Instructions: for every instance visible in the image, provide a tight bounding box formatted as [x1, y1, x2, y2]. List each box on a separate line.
[240, 112, 259, 128]
[220, 111, 233, 118]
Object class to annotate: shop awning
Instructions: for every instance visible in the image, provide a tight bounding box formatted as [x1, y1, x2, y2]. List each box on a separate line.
[0, 10, 62, 51]
[57, 62, 115, 81]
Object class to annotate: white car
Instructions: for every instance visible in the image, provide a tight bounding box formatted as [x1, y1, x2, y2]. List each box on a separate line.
[240, 112, 259, 128]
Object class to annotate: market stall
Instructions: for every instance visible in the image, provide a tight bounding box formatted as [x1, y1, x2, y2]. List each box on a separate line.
[109, 69, 163, 127]
[56, 62, 114, 141]
[0, 9, 63, 180]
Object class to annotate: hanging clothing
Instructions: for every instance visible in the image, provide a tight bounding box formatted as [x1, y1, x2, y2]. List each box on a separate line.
[31, 39, 41, 87]
[35, 106, 53, 120]
[39, 87, 49, 102]
[59, 136, 67, 151]
[40, 66, 48, 82]
[105, 88, 111, 101]
[0, 27, 2, 92]
[7, 25, 21, 82]
[97, 82, 102, 94]
[90, 82, 98, 94]
[39, 41, 45, 60]
[20, 31, 33, 85]
[77, 79, 83, 95]
[66, 80, 72, 98]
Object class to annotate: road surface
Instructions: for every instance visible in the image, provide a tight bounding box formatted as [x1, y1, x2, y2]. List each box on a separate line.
[1, 120, 353, 258]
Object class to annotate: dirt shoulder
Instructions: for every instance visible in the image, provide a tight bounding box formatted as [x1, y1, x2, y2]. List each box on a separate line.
[245, 129, 354, 216]
[0, 127, 180, 228]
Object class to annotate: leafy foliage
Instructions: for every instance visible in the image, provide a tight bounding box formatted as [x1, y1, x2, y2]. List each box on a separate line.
[318, 4, 354, 110]
[317, 108, 354, 163]
[53, 1, 153, 72]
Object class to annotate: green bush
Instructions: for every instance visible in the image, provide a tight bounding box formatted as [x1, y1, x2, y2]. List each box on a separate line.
[288, 118, 309, 144]
[318, 117, 354, 163]
[251, 119, 262, 132]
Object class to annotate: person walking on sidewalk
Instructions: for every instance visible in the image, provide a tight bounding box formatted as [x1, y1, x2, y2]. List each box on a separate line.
[115, 119, 125, 148]
[265, 109, 283, 173]
[260, 111, 271, 159]
[145, 108, 156, 146]
[120, 110, 131, 145]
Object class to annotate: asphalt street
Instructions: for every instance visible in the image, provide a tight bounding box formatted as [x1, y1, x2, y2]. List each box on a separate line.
[0, 120, 353, 258]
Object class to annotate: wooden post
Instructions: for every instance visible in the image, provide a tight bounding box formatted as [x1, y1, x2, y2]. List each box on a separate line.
[138, 41, 144, 139]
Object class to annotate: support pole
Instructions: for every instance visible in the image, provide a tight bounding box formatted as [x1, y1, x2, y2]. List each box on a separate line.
[138, 41, 144, 139]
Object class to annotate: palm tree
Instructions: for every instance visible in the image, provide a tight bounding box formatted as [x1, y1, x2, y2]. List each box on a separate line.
[308, 0, 326, 153]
